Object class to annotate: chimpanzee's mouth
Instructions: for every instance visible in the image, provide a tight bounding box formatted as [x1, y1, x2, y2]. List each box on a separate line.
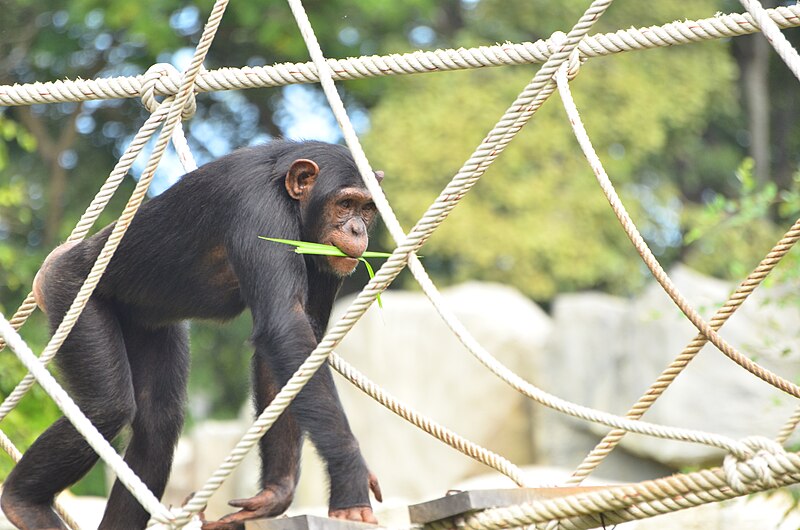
[326, 255, 359, 275]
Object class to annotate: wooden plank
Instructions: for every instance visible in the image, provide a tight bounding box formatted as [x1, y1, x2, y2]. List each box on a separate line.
[408, 487, 615, 524]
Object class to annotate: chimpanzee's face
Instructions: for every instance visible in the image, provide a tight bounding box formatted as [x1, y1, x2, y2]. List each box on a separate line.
[285, 158, 381, 277]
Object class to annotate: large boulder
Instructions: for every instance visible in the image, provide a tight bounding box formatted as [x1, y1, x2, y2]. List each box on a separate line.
[545, 265, 800, 468]
[318, 282, 552, 504]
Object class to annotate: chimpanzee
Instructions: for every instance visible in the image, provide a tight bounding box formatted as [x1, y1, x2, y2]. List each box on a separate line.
[1, 140, 384, 530]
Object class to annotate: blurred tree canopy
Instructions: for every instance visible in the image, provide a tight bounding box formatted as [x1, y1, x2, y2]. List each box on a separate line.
[1, 0, 799, 485]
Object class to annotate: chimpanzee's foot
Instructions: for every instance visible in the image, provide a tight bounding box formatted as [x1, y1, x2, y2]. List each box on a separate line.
[201, 484, 294, 530]
[0, 493, 66, 530]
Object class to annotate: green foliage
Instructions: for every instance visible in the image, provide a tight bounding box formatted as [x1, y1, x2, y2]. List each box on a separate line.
[683, 158, 800, 281]
[364, 0, 735, 300]
[684, 158, 800, 279]
[0, 117, 37, 171]
[187, 317, 253, 420]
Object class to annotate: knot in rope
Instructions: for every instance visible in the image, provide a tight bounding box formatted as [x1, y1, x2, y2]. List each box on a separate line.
[548, 31, 582, 80]
[723, 436, 787, 494]
[141, 63, 197, 120]
[148, 507, 202, 529]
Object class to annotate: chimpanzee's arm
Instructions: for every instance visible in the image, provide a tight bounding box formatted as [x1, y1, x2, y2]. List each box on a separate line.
[224, 230, 375, 520]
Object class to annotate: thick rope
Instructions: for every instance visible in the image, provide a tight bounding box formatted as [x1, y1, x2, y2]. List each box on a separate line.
[564, 0, 800, 485]
[740, 0, 800, 82]
[1, 6, 800, 107]
[290, 0, 527, 488]
[777, 404, 800, 445]
[286, 0, 788, 464]
[556, 65, 800, 399]
[328, 353, 528, 487]
[0, 103, 171, 353]
[432, 10, 797, 528]
[426, 437, 800, 530]
[180, 0, 800, 521]
[0, 98, 171, 530]
[3, 1, 800, 527]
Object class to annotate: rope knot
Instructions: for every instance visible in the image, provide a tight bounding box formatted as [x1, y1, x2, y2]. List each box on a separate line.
[548, 31, 582, 80]
[148, 506, 202, 529]
[723, 436, 787, 494]
[141, 63, 197, 120]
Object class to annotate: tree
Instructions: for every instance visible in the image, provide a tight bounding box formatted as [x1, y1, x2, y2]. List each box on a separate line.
[365, 0, 738, 300]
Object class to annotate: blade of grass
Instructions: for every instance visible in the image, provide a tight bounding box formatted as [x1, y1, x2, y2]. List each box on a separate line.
[358, 258, 382, 308]
[259, 237, 344, 253]
[261, 236, 401, 310]
[295, 247, 348, 256]
[260, 236, 393, 258]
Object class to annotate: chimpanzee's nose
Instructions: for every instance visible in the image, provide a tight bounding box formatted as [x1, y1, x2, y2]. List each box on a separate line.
[349, 222, 365, 237]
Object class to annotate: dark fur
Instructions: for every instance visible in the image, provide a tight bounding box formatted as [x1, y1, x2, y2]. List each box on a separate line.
[1, 141, 377, 529]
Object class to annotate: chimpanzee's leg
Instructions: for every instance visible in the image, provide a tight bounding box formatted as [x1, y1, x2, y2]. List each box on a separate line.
[1, 291, 135, 530]
[99, 320, 190, 529]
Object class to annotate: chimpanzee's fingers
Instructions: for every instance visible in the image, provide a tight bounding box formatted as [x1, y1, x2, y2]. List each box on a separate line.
[200, 515, 246, 530]
[227, 496, 262, 510]
[369, 473, 383, 503]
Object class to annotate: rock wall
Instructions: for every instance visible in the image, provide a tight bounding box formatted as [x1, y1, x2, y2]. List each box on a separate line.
[544, 265, 800, 469]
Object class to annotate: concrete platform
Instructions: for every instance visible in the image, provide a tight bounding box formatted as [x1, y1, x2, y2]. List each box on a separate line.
[408, 487, 614, 524]
[243, 488, 617, 529]
[245, 515, 382, 530]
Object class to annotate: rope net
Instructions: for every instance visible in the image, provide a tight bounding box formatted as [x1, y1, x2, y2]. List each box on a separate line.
[0, 1, 799, 529]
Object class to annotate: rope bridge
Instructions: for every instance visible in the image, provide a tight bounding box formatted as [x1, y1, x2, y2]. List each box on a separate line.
[1, 1, 800, 528]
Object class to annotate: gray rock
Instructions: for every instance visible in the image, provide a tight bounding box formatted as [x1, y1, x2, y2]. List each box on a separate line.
[325, 282, 552, 503]
[548, 265, 800, 468]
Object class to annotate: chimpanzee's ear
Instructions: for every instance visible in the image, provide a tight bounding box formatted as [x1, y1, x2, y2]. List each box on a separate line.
[374, 170, 384, 183]
[285, 159, 320, 200]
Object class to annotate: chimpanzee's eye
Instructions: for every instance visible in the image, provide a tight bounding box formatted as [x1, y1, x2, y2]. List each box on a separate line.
[338, 199, 353, 209]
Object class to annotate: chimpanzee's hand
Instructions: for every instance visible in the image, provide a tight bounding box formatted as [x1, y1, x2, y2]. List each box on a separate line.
[328, 473, 383, 524]
[200, 487, 292, 530]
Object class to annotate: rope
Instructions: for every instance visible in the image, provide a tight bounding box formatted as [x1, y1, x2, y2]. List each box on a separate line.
[1, 6, 799, 108]
[0, 94, 172, 530]
[555, 65, 800, 399]
[0, 77, 192, 355]
[777, 404, 800, 445]
[0, 0, 229, 524]
[0, 104, 169, 414]
[328, 353, 529, 487]
[561, 1, 800, 481]
[176, 0, 800, 521]
[3, 0, 800, 527]
[740, 0, 800, 82]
